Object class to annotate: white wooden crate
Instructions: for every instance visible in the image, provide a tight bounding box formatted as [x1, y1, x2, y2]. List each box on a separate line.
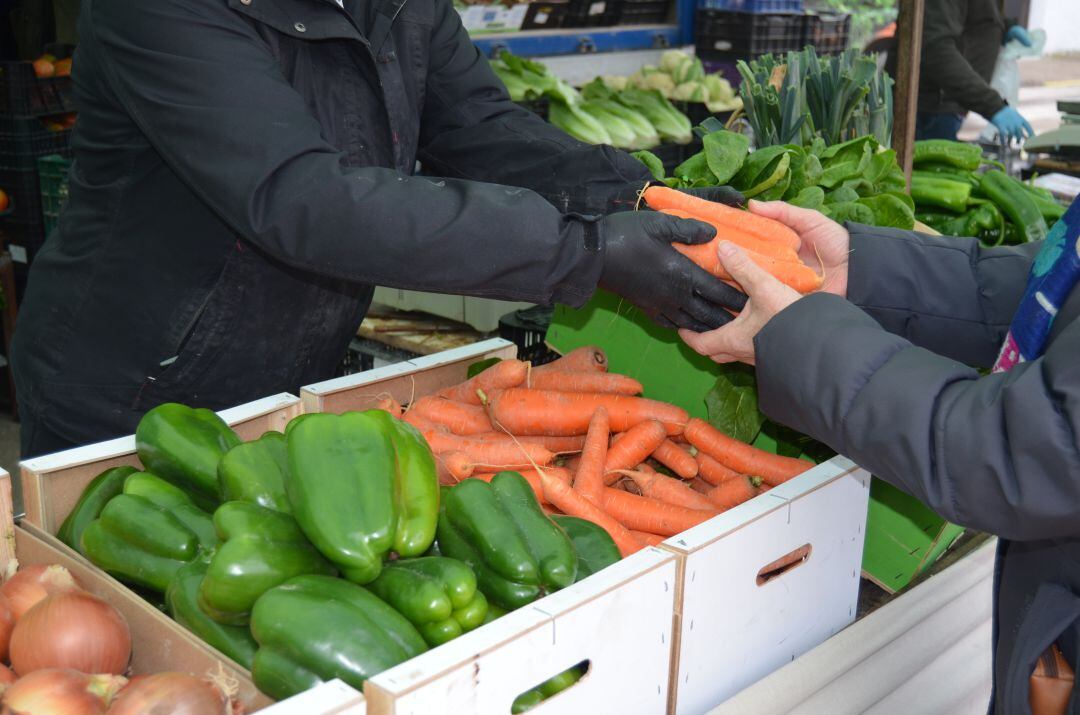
[662, 459, 871, 715]
[300, 338, 679, 714]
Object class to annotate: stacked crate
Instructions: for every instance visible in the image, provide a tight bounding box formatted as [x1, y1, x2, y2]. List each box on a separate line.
[694, 0, 850, 65]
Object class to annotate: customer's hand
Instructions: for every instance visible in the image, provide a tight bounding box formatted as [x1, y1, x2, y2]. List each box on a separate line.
[990, 106, 1034, 143]
[1005, 25, 1033, 47]
[598, 211, 747, 331]
[678, 241, 800, 365]
[748, 200, 850, 297]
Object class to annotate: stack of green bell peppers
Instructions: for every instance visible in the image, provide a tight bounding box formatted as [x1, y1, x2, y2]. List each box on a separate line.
[57, 401, 623, 701]
[911, 139, 1064, 246]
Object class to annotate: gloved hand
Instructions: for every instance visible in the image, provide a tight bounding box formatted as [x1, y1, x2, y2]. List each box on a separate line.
[1005, 25, 1033, 47]
[990, 105, 1034, 143]
[677, 186, 745, 207]
[595, 211, 747, 331]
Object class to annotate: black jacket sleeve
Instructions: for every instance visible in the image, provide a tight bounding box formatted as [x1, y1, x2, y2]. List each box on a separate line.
[921, 0, 1007, 119]
[417, 0, 651, 215]
[85, 0, 604, 307]
[845, 224, 1036, 368]
[755, 292, 1080, 542]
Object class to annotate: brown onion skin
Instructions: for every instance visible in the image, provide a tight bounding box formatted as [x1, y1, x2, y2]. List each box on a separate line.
[0, 665, 14, 685]
[0, 593, 14, 662]
[10, 592, 131, 676]
[1, 565, 82, 621]
[0, 669, 126, 715]
[106, 672, 231, 715]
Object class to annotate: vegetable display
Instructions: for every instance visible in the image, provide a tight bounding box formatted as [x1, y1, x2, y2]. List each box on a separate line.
[601, 50, 742, 114]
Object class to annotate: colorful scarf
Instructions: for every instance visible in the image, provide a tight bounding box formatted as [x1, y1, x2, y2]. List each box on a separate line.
[993, 197, 1080, 373]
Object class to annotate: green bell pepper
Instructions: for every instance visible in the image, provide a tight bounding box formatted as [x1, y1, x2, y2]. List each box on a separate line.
[82, 472, 217, 592]
[250, 574, 427, 699]
[57, 466, 136, 555]
[979, 170, 1049, 243]
[551, 515, 621, 582]
[200, 502, 337, 625]
[367, 556, 488, 646]
[912, 139, 983, 171]
[910, 172, 972, 213]
[511, 662, 587, 713]
[218, 431, 291, 514]
[285, 411, 439, 584]
[136, 402, 241, 508]
[166, 558, 258, 669]
[437, 472, 576, 610]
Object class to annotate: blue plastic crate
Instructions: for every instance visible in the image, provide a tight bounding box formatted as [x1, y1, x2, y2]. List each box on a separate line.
[696, 0, 802, 11]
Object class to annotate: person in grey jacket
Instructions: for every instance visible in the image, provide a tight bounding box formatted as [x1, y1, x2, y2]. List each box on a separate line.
[680, 201, 1078, 713]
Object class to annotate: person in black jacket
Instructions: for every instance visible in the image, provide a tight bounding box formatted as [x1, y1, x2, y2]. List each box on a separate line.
[680, 201, 1079, 713]
[11, 0, 745, 459]
[917, 0, 1033, 142]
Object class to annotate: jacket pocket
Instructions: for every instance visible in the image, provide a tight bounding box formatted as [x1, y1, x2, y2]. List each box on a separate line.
[1002, 583, 1080, 713]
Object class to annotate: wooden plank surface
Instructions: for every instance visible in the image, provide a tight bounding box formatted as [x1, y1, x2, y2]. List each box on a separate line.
[892, 0, 927, 182]
[359, 310, 487, 357]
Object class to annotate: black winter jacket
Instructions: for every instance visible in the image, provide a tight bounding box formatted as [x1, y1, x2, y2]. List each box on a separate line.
[11, 0, 650, 457]
[757, 227, 1080, 713]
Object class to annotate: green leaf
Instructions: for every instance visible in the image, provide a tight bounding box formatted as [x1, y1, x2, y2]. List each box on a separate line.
[672, 151, 715, 185]
[701, 131, 750, 185]
[858, 193, 916, 229]
[824, 186, 860, 205]
[760, 421, 835, 463]
[789, 185, 825, 210]
[756, 171, 792, 201]
[704, 364, 765, 445]
[467, 358, 502, 378]
[732, 146, 790, 198]
[821, 200, 875, 224]
[632, 150, 666, 181]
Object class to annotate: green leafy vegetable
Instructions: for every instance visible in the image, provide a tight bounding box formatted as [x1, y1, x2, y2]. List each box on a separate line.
[632, 150, 665, 181]
[704, 364, 765, 445]
[701, 131, 749, 185]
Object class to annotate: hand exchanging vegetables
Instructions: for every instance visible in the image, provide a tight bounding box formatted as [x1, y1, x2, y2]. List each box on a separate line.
[679, 200, 851, 364]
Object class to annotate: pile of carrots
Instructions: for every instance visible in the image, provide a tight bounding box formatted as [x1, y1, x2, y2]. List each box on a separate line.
[381, 345, 812, 557]
[642, 186, 824, 294]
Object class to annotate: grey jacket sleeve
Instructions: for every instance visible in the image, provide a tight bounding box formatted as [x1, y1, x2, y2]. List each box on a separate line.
[87, 0, 603, 307]
[845, 224, 1036, 368]
[755, 292, 1080, 542]
[921, 0, 1007, 119]
[417, 0, 650, 215]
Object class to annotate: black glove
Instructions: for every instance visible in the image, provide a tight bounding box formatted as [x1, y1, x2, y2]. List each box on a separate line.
[592, 211, 747, 331]
[677, 186, 746, 208]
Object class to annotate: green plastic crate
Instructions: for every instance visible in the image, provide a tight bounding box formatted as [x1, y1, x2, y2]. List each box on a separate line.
[37, 154, 72, 237]
[546, 290, 963, 593]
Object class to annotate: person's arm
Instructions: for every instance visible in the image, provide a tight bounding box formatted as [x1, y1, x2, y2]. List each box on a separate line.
[921, 0, 1007, 119]
[86, 0, 602, 307]
[755, 293, 1080, 542]
[845, 224, 1037, 368]
[416, 0, 651, 215]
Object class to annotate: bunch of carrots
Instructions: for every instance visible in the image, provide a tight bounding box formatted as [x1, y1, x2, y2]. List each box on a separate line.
[641, 186, 824, 294]
[379, 345, 811, 558]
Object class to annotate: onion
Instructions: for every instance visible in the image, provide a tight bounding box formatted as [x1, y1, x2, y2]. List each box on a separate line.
[0, 593, 14, 662]
[0, 665, 14, 685]
[1, 565, 81, 620]
[0, 669, 126, 715]
[10, 592, 131, 676]
[106, 672, 233, 715]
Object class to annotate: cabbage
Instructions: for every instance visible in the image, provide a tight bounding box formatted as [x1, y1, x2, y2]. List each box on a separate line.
[616, 88, 692, 144]
[672, 81, 708, 103]
[549, 100, 613, 146]
[588, 99, 660, 148]
[580, 102, 638, 149]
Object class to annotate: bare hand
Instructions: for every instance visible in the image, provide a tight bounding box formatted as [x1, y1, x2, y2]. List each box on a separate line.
[678, 241, 801, 365]
[749, 200, 850, 298]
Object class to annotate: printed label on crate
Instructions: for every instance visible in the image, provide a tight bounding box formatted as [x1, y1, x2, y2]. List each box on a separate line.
[711, 39, 734, 50]
[458, 3, 528, 32]
[534, 10, 550, 22]
[8, 245, 27, 264]
[589, 1, 607, 15]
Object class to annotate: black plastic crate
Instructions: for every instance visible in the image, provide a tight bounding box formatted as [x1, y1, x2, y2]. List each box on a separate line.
[564, 0, 620, 27]
[0, 165, 43, 227]
[37, 154, 72, 237]
[522, 0, 569, 29]
[618, 0, 670, 24]
[694, 10, 805, 61]
[0, 44, 77, 118]
[696, 0, 802, 10]
[803, 12, 850, 55]
[498, 307, 559, 366]
[0, 116, 74, 169]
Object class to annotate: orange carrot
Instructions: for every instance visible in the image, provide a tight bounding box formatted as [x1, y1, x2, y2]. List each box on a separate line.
[598, 487, 717, 536]
[622, 470, 717, 511]
[671, 239, 823, 293]
[488, 389, 688, 437]
[470, 433, 587, 453]
[423, 431, 554, 469]
[466, 468, 572, 505]
[708, 476, 763, 510]
[688, 477, 713, 494]
[528, 371, 643, 395]
[374, 396, 404, 417]
[573, 407, 610, 503]
[435, 451, 474, 485]
[603, 420, 668, 483]
[532, 346, 608, 375]
[684, 418, 810, 486]
[642, 185, 801, 251]
[695, 452, 742, 486]
[403, 411, 446, 433]
[410, 396, 492, 435]
[660, 208, 801, 261]
[436, 359, 528, 405]
[631, 531, 666, 546]
[540, 470, 643, 557]
[651, 439, 698, 479]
